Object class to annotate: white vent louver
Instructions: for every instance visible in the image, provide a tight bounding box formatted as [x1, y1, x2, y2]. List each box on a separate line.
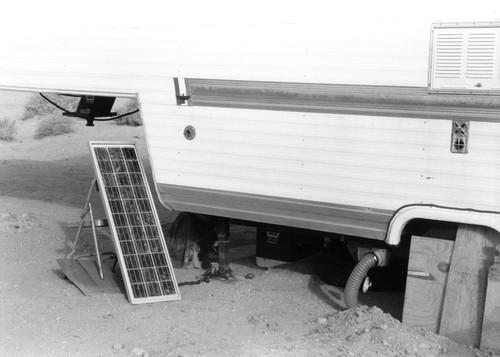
[466, 32, 496, 79]
[429, 22, 500, 93]
[434, 33, 464, 79]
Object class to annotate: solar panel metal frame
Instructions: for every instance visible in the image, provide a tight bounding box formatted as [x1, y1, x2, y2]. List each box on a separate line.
[88, 141, 180, 304]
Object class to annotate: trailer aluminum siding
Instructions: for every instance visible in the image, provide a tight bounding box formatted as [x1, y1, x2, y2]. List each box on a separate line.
[1, 11, 499, 242]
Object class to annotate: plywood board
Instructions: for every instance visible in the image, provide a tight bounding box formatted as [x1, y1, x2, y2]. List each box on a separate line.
[57, 259, 122, 296]
[439, 225, 500, 346]
[402, 236, 454, 332]
[480, 261, 500, 350]
[89, 142, 180, 304]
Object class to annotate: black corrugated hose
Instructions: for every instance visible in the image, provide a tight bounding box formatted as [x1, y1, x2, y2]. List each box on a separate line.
[344, 253, 379, 308]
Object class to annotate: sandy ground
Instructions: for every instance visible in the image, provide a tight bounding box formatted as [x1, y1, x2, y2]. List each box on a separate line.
[1, 90, 498, 357]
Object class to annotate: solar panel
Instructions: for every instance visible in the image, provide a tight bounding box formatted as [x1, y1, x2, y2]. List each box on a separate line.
[89, 142, 180, 304]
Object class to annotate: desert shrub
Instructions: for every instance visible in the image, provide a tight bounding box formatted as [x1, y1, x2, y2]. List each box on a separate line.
[22, 93, 79, 120]
[34, 114, 75, 139]
[0, 117, 17, 141]
[115, 99, 142, 126]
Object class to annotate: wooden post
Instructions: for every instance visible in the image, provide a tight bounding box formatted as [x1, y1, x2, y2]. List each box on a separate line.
[402, 236, 454, 332]
[480, 247, 500, 350]
[439, 225, 500, 347]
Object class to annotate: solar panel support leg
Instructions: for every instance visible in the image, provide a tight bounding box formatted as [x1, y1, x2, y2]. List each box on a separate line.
[67, 178, 97, 259]
[88, 202, 104, 280]
[65, 178, 104, 279]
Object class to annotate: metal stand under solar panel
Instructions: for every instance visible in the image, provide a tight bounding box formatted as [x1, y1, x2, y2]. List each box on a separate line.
[89, 141, 180, 304]
[57, 178, 125, 296]
[66, 178, 105, 279]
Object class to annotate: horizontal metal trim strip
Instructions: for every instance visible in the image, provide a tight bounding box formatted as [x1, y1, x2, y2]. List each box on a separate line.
[156, 183, 392, 240]
[432, 21, 500, 29]
[0, 85, 138, 98]
[186, 79, 500, 122]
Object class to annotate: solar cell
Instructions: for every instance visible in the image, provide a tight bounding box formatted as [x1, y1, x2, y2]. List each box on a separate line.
[89, 142, 180, 304]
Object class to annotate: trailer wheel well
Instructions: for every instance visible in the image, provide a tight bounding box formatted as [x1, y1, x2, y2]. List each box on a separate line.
[386, 205, 500, 246]
[391, 218, 458, 259]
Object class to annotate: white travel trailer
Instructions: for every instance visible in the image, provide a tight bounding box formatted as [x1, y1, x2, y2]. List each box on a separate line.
[1, 1, 499, 305]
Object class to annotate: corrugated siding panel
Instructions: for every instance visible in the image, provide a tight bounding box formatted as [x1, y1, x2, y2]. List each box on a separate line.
[142, 104, 500, 212]
[1, 16, 499, 227]
[0, 22, 430, 91]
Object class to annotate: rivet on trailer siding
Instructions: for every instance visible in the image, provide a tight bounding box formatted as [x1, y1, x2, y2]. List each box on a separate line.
[184, 125, 196, 140]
